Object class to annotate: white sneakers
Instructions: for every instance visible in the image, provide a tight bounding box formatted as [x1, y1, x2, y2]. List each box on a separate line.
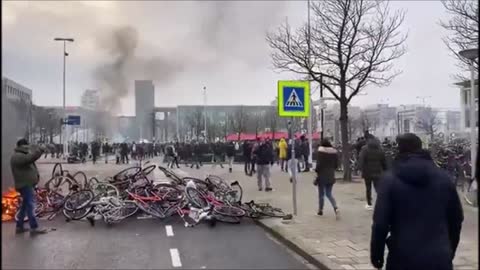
[365, 204, 373, 211]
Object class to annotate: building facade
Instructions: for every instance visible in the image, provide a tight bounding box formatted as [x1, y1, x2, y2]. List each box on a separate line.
[81, 89, 100, 111]
[135, 80, 155, 141]
[456, 79, 479, 133]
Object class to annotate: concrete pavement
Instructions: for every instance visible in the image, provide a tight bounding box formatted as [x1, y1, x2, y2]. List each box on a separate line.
[181, 164, 479, 270]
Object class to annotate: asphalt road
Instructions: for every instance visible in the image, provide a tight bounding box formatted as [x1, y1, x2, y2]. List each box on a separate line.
[3, 156, 310, 270]
[2, 216, 309, 269]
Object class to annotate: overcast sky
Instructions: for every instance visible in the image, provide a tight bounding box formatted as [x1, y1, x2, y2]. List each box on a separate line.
[2, 1, 465, 115]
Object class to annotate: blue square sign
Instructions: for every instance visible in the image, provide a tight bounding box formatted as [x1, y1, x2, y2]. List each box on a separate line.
[277, 80, 310, 117]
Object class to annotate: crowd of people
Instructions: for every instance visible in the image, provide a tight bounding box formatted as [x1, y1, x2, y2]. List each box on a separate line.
[10, 130, 475, 270]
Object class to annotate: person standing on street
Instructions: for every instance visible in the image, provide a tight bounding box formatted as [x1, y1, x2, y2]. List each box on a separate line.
[278, 137, 288, 172]
[242, 141, 253, 176]
[225, 141, 236, 173]
[300, 135, 310, 172]
[191, 140, 203, 169]
[359, 137, 388, 210]
[314, 139, 340, 218]
[370, 133, 464, 270]
[11, 139, 48, 235]
[254, 137, 274, 191]
[212, 140, 224, 169]
[91, 141, 100, 164]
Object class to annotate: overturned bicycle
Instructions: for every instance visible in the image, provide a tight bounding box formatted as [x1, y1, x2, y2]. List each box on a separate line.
[2, 162, 291, 227]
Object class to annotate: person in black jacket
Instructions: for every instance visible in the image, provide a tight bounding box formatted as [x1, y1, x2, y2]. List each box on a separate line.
[254, 138, 274, 191]
[225, 141, 236, 173]
[243, 141, 253, 176]
[359, 137, 387, 210]
[370, 133, 463, 270]
[300, 135, 310, 172]
[212, 141, 224, 169]
[314, 139, 339, 218]
[191, 141, 202, 169]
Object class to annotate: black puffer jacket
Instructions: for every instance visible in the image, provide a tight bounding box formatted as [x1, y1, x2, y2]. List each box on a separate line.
[359, 138, 387, 179]
[254, 143, 273, 165]
[315, 146, 338, 185]
[370, 150, 463, 270]
[225, 143, 236, 157]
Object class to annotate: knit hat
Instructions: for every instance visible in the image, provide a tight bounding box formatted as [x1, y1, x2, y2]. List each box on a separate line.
[16, 138, 29, 147]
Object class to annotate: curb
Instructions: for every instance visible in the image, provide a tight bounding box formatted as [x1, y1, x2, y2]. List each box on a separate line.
[254, 219, 331, 270]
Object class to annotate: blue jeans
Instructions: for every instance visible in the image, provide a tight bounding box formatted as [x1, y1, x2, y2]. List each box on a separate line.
[16, 186, 38, 230]
[318, 183, 337, 211]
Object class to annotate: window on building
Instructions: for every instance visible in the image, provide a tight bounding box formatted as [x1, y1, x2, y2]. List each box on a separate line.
[464, 90, 469, 105]
[403, 119, 410, 133]
[465, 109, 470, 128]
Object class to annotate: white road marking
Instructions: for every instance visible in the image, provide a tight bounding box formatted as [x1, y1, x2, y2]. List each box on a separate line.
[170, 248, 182, 268]
[165, 225, 174, 237]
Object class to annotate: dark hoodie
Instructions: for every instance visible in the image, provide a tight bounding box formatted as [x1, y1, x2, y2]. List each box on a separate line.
[359, 138, 387, 179]
[370, 150, 464, 270]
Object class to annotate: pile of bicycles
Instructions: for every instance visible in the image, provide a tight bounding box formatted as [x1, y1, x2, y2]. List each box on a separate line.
[27, 162, 290, 227]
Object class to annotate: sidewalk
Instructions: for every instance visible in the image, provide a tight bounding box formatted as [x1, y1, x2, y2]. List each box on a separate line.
[185, 165, 478, 270]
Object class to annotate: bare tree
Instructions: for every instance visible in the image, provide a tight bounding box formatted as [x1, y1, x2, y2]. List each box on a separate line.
[440, 0, 479, 79]
[230, 106, 250, 141]
[32, 106, 61, 143]
[265, 106, 280, 139]
[250, 112, 264, 137]
[416, 107, 442, 141]
[266, 0, 407, 180]
[185, 108, 204, 140]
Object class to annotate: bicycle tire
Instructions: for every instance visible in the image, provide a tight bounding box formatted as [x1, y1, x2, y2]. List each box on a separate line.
[182, 177, 210, 192]
[64, 190, 95, 211]
[103, 200, 139, 222]
[113, 166, 141, 182]
[91, 183, 119, 198]
[139, 164, 156, 177]
[87, 177, 100, 189]
[212, 213, 241, 224]
[62, 206, 93, 221]
[259, 205, 286, 218]
[135, 201, 165, 219]
[45, 176, 75, 196]
[213, 205, 246, 217]
[185, 186, 210, 209]
[153, 183, 183, 201]
[72, 171, 88, 188]
[52, 163, 63, 178]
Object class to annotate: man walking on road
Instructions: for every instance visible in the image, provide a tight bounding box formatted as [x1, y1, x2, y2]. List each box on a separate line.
[254, 137, 274, 191]
[212, 140, 224, 169]
[225, 141, 236, 173]
[11, 138, 48, 235]
[243, 141, 253, 176]
[370, 133, 463, 270]
[358, 137, 387, 210]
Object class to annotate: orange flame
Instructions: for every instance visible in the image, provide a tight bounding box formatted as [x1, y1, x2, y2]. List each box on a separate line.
[2, 187, 20, 222]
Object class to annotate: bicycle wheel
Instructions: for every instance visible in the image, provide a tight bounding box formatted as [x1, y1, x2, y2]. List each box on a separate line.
[183, 177, 210, 192]
[185, 186, 209, 209]
[52, 163, 63, 178]
[72, 171, 88, 188]
[259, 205, 286, 218]
[104, 200, 139, 222]
[135, 201, 165, 218]
[213, 205, 246, 217]
[45, 176, 75, 197]
[153, 183, 183, 201]
[87, 177, 100, 189]
[212, 213, 241, 224]
[113, 166, 141, 182]
[139, 164, 156, 177]
[92, 183, 119, 198]
[63, 190, 95, 211]
[206, 175, 229, 191]
[63, 206, 93, 221]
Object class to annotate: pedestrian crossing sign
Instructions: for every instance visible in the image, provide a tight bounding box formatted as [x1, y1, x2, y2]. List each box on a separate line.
[278, 80, 310, 117]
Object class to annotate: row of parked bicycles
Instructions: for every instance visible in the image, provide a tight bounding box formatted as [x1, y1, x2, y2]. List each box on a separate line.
[10, 162, 290, 227]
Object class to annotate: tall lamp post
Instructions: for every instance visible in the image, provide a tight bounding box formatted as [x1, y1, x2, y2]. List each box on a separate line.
[459, 48, 478, 178]
[54, 37, 74, 158]
[203, 86, 207, 142]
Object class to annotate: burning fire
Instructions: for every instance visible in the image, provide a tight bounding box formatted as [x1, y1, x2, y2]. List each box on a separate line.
[2, 188, 20, 221]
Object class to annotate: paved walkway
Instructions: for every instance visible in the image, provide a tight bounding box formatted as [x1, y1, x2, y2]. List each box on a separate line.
[183, 164, 478, 270]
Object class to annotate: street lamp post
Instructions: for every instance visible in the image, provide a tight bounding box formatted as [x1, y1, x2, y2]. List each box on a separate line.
[54, 37, 74, 158]
[459, 48, 478, 177]
[203, 86, 207, 142]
